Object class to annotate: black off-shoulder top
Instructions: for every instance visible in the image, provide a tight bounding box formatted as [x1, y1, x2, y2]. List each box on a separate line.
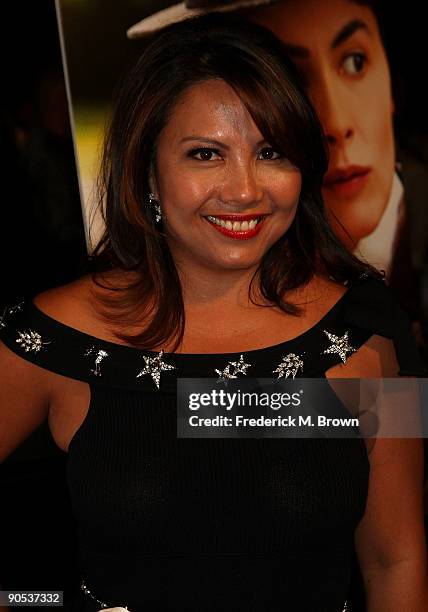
[0, 276, 425, 612]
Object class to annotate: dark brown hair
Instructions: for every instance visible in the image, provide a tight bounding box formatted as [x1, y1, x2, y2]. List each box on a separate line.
[88, 11, 381, 351]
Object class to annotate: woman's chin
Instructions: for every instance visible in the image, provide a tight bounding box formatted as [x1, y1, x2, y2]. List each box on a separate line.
[201, 253, 265, 272]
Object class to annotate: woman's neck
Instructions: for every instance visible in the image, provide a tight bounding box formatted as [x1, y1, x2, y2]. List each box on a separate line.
[177, 260, 266, 311]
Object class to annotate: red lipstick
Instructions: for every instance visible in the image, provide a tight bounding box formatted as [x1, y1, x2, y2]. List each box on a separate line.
[204, 214, 268, 240]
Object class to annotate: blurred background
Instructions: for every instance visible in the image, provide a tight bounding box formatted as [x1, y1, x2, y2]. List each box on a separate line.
[0, 0, 86, 602]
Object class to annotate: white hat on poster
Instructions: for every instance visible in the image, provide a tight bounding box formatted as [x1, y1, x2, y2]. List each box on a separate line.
[127, 0, 280, 38]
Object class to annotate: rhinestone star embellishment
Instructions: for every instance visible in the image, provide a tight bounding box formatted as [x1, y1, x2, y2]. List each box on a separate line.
[136, 350, 176, 389]
[273, 352, 304, 379]
[84, 346, 109, 376]
[322, 330, 356, 364]
[229, 354, 252, 375]
[215, 354, 252, 383]
[16, 329, 51, 353]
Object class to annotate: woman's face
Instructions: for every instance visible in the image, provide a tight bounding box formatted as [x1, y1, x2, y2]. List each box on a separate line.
[248, 0, 395, 247]
[153, 79, 301, 275]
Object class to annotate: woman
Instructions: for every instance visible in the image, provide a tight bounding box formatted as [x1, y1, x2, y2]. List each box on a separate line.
[0, 12, 426, 612]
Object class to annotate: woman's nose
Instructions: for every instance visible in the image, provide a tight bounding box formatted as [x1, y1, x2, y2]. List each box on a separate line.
[219, 162, 264, 206]
[310, 75, 355, 148]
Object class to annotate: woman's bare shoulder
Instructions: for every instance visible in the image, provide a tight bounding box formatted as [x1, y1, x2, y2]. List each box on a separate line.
[33, 274, 95, 329]
[292, 274, 348, 314]
[32, 269, 136, 337]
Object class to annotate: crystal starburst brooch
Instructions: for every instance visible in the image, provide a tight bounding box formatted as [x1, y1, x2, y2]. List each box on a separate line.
[84, 346, 109, 377]
[322, 330, 356, 364]
[136, 350, 176, 389]
[16, 329, 50, 353]
[273, 353, 304, 379]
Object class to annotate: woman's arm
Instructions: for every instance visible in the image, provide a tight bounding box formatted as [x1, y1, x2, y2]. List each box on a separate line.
[355, 436, 427, 611]
[327, 335, 428, 611]
[0, 340, 51, 462]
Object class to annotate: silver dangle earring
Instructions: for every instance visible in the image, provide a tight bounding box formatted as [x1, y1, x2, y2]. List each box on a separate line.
[148, 193, 162, 223]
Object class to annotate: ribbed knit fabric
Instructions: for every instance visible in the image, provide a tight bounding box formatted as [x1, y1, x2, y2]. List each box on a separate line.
[0, 276, 425, 612]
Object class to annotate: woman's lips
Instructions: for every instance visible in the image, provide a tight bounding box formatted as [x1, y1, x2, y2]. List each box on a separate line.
[204, 214, 268, 240]
[323, 166, 371, 198]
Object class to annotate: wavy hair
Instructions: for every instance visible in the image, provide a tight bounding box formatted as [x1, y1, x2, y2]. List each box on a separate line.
[87, 11, 381, 351]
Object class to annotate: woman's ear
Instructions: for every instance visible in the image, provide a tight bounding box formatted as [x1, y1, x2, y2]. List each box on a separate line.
[148, 164, 159, 199]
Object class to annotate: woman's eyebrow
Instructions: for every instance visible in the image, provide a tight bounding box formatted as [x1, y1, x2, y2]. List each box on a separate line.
[179, 137, 229, 148]
[283, 19, 371, 59]
[179, 137, 269, 148]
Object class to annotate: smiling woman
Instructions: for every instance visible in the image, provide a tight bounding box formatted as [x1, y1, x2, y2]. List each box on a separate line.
[128, 0, 399, 276]
[153, 79, 302, 275]
[87, 10, 375, 353]
[0, 10, 427, 612]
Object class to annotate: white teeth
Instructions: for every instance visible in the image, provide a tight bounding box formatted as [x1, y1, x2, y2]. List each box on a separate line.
[207, 215, 222, 226]
[206, 215, 261, 232]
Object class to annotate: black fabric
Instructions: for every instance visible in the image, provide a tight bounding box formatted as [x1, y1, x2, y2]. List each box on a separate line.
[343, 276, 426, 376]
[0, 276, 425, 612]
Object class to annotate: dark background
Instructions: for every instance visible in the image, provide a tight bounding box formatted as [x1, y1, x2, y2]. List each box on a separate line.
[0, 0, 85, 602]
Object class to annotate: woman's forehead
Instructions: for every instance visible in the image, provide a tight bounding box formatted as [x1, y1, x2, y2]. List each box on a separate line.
[161, 80, 262, 143]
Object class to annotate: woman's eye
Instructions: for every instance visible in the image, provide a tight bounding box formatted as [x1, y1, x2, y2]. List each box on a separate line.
[342, 52, 367, 76]
[259, 147, 282, 160]
[188, 148, 221, 161]
[187, 146, 282, 161]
